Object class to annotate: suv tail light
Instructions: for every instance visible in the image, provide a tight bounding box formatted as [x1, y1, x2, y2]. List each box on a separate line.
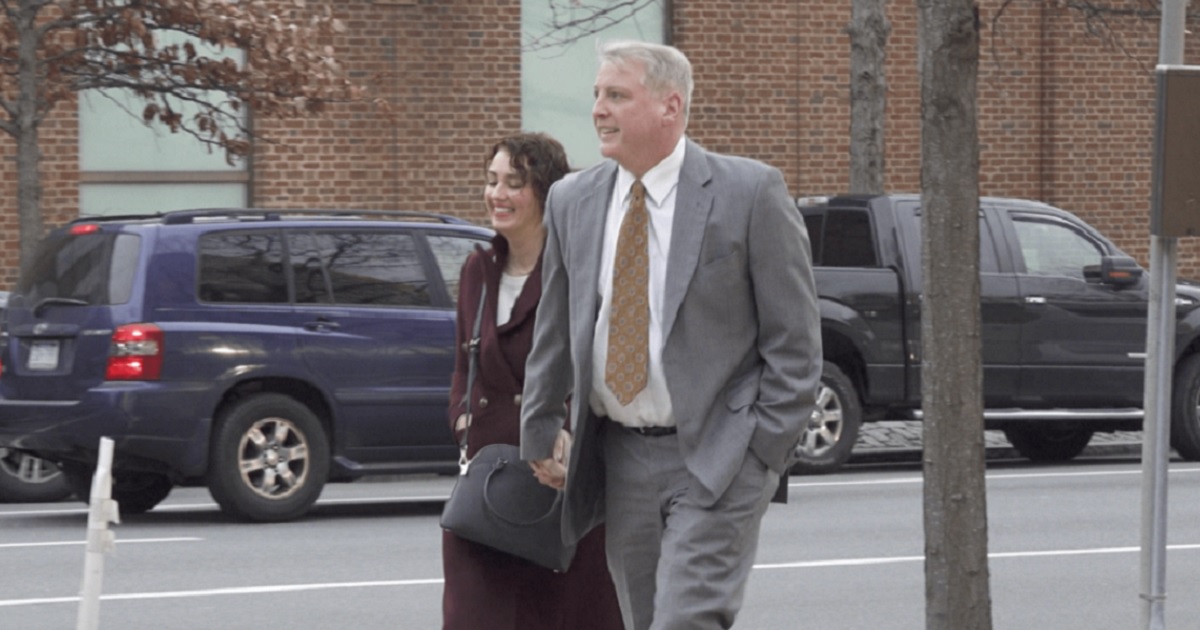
[106, 324, 164, 381]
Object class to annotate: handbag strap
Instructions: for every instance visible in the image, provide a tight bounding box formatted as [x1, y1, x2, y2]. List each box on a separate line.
[459, 283, 487, 460]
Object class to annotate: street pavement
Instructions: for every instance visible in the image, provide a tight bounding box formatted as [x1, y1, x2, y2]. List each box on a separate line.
[851, 420, 1143, 464]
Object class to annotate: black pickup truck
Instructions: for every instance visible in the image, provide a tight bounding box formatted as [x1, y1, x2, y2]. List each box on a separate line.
[793, 193, 1200, 474]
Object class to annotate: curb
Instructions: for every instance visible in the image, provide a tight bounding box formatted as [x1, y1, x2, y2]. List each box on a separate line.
[848, 439, 1143, 466]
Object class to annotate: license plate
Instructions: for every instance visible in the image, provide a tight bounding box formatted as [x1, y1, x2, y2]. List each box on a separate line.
[28, 340, 60, 371]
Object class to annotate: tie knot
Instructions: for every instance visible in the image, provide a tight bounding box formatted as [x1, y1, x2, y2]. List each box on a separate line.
[630, 180, 646, 206]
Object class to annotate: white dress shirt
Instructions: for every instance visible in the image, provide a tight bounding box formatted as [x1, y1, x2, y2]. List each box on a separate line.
[589, 136, 687, 427]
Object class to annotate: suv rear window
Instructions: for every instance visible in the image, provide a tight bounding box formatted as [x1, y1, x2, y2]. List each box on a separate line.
[16, 231, 140, 305]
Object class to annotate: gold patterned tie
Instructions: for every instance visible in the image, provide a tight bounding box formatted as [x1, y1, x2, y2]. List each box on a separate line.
[606, 180, 650, 405]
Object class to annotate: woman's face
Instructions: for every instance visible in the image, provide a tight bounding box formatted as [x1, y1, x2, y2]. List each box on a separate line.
[484, 149, 542, 241]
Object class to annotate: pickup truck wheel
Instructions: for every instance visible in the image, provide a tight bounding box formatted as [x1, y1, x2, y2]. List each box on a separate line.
[0, 448, 72, 503]
[1170, 353, 1200, 460]
[791, 363, 862, 475]
[208, 393, 330, 522]
[59, 462, 173, 514]
[1003, 425, 1093, 462]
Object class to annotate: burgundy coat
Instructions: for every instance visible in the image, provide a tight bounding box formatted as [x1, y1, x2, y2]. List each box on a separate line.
[447, 237, 542, 458]
[442, 236, 622, 630]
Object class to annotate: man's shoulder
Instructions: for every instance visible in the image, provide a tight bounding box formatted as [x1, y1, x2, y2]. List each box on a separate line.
[684, 140, 777, 183]
[557, 160, 615, 192]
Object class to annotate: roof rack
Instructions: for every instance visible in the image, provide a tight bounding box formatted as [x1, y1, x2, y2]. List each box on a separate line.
[159, 208, 471, 225]
[70, 209, 472, 226]
[71, 213, 170, 225]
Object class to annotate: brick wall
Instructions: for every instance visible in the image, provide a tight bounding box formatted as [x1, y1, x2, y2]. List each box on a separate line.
[2, 0, 1199, 284]
[251, 0, 521, 227]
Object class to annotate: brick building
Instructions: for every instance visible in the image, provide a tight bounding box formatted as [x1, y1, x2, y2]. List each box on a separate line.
[2, 0, 1198, 288]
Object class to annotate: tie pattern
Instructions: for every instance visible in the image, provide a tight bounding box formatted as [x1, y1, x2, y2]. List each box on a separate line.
[606, 180, 650, 405]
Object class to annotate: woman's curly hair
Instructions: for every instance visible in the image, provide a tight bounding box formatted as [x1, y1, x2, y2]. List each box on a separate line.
[485, 132, 571, 208]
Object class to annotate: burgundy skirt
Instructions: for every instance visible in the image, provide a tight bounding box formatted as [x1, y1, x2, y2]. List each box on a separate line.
[442, 524, 623, 630]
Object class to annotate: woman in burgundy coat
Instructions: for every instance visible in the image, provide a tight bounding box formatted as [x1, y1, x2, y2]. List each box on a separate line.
[442, 133, 623, 630]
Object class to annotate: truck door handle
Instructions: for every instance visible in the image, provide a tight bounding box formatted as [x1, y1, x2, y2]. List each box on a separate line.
[1024, 296, 1047, 305]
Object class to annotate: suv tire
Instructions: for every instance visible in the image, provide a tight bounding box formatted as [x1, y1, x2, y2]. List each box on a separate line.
[791, 363, 862, 475]
[0, 449, 72, 503]
[60, 462, 173, 514]
[208, 393, 330, 522]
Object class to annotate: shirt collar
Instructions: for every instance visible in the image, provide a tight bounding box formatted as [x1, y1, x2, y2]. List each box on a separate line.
[617, 136, 686, 207]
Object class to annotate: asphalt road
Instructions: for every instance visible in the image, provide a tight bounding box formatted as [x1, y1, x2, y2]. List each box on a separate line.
[3, 453, 1199, 629]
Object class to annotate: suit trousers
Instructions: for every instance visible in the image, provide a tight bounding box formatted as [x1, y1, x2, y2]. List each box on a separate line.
[602, 423, 779, 630]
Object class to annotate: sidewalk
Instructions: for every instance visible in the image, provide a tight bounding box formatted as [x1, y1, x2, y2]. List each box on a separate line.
[850, 420, 1144, 464]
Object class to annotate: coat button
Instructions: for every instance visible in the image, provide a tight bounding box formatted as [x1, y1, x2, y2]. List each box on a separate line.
[513, 394, 522, 406]
[479, 397, 488, 408]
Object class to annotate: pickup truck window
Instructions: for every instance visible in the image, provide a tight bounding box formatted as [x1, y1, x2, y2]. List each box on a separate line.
[1011, 216, 1104, 279]
[803, 209, 878, 267]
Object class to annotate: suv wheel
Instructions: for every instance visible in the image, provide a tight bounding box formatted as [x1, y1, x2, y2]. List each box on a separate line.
[60, 462, 173, 514]
[0, 448, 73, 503]
[791, 363, 862, 475]
[1003, 425, 1093, 462]
[208, 393, 330, 522]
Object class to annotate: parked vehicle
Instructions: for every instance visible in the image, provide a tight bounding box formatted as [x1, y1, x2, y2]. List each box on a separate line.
[0, 291, 73, 503]
[794, 193, 1195, 474]
[0, 209, 492, 521]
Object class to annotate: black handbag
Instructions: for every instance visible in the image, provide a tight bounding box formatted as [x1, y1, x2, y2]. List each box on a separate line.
[440, 284, 577, 572]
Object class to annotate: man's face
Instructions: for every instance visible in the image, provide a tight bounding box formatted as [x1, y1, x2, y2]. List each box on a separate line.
[592, 60, 675, 175]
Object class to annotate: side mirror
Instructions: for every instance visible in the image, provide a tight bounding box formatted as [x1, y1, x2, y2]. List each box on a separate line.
[1084, 255, 1143, 288]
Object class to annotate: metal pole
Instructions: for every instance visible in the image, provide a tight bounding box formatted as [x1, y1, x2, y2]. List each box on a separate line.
[1140, 2, 1188, 628]
[1141, 236, 1177, 630]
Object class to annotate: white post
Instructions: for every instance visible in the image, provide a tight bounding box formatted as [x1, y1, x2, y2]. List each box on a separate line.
[76, 437, 121, 630]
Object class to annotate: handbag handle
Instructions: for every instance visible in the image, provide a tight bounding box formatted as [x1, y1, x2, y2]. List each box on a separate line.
[481, 455, 564, 526]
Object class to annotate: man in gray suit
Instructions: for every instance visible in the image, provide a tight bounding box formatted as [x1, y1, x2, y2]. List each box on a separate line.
[522, 40, 821, 630]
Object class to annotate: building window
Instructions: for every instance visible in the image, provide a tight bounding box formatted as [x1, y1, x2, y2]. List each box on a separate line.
[78, 36, 248, 216]
[521, 0, 667, 169]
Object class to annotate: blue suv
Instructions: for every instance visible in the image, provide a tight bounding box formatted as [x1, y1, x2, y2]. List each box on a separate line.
[0, 209, 491, 521]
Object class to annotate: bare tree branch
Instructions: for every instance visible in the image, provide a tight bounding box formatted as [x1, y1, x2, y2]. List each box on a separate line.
[523, 0, 661, 52]
[990, 0, 1191, 68]
[1, 0, 371, 273]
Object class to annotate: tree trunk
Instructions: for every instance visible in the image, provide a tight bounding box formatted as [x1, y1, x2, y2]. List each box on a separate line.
[916, 1, 993, 629]
[16, 0, 45, 277]
[848, 0, 890, 194]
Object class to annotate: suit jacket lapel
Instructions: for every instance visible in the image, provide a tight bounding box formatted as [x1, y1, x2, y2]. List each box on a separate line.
[662, 140, 713, 338]
[574, 163, 617, 362]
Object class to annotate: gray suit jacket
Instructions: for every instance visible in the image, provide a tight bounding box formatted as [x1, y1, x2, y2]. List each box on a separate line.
[520, 139, 822, 544]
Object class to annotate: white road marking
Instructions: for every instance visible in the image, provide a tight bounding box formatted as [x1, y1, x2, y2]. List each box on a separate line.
[0, 537, 201, 550]
[0, 494, 452, 518]
[754, 543, 1200, 570]
[789, 466, 1200, 488]
[0, 578, 444, 608]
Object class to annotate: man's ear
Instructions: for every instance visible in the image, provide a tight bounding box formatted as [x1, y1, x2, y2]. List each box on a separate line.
[661, 91, 684, 126]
